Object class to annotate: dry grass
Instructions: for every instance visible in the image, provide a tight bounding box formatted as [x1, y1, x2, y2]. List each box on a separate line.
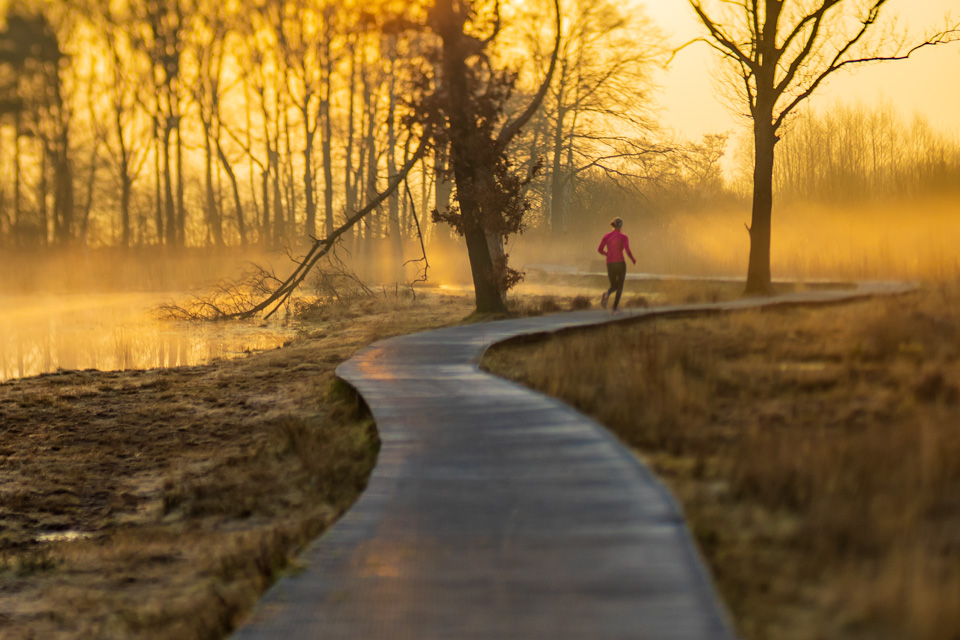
[483, 284, 960, 640]
[506, 278, 768, 316]
[0, 290, 475, 640]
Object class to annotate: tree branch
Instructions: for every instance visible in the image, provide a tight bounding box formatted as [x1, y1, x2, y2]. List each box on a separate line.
[775, 24, 960, 130]
[219, 127, 432, 319]
[496, 0, 562, 149]
[774, 0, 846, 100]
[480, 0, 502, 46]
[689, 1, 757, 70]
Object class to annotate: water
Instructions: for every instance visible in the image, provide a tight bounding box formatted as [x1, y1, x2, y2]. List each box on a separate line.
[0, 292, 296, 382]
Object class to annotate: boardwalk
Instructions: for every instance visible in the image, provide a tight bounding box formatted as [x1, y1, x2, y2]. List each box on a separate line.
[232, 284, 912, 640]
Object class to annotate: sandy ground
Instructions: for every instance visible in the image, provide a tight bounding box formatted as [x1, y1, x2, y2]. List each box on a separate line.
[0, 291, 475, 640]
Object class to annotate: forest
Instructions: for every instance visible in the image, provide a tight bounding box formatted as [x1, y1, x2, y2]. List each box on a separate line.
[0, 0, 957, 291]
[0, 1, 656, 256]
[3, 2, 960, 639]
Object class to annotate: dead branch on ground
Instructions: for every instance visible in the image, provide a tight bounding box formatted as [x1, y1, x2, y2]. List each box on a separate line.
[160, 128, 431, 321]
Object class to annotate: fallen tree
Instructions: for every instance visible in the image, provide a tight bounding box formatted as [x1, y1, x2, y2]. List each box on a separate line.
[161, 129, 432, 321]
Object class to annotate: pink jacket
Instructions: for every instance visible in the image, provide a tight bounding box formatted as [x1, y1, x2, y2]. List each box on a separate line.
[598, 230, 635, 264]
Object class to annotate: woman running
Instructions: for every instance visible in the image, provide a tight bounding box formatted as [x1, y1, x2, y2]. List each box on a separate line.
[597, 217, 636, 311]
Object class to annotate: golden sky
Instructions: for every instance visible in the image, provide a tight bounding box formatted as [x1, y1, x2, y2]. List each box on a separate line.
[639, 0, 960, 139]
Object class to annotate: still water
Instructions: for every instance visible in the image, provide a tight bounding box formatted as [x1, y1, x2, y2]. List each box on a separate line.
[0, 293, 296, 382]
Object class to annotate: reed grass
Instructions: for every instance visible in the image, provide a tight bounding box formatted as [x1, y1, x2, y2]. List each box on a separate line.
[484, 284, 960, 640]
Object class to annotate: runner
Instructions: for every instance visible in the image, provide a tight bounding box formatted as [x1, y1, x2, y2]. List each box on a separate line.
[597, 217, 636, 311]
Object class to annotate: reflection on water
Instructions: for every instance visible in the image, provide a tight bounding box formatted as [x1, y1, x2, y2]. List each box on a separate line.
[0, 293, 296, 382]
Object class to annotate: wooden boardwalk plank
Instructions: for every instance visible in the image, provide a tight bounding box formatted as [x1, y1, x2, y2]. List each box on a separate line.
[232, 284, 913, 640]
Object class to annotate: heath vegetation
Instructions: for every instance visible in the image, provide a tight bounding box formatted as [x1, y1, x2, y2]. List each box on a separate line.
[484, 285, 960, 640]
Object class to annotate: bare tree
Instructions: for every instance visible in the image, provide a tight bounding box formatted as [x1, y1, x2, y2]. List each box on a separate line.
[232, 3, 284, 248]
[97, 6, 152, 247]
[689, 0, 959, 293]
[518, 0, 665, 236]
[128, 0, 189, 247]
[772, 101, 960, 203]
[187, 0, 231, 246]
[273, 0, 338, 241]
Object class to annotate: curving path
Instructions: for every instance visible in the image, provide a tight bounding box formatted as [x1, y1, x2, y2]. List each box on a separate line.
[232, 282, 914, 640]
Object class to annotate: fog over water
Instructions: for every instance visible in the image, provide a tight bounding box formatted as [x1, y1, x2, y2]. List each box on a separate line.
[0, 292, 295, 381]
[0, 0, 957, 380]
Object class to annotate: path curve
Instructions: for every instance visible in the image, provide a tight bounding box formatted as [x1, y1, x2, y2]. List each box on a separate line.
[232, 282, 914, 640]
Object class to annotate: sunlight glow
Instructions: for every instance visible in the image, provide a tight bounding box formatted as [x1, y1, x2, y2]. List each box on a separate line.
[639, 0, 960, 138]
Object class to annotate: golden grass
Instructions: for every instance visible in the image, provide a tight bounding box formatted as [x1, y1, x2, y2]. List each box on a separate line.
[483, 284, 960, 640]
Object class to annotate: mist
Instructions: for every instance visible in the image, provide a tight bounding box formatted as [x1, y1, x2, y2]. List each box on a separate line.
[6, 0, 952, 384]
[2, 1, 960, 638]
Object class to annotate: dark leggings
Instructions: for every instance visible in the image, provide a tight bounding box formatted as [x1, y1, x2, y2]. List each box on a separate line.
[606, 261, 626, 310]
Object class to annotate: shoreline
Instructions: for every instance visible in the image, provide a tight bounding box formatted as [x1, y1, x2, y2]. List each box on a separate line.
[0, 291, 475, 640]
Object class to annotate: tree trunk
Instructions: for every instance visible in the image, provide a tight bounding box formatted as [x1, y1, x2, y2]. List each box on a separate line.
[261, 168, 270, 248]
[549, 86, 566, 236]
[433, 144, 454, 248]
[53, 121, 73, 246]
[216, 140, 246, 246]
[523, 118, 541, 204]
[176, 108, 186, 247]
[272, 151, 284, 246]
[14, 113, 21, 241]
[163, 122, 176, 247]
[114, 99, 131, 247]
[356, 83, 368, 256]
[303, 104, 316, 240]
[437, 0, 507, 314]
[386, 45, 402, 271]
[363, 66, 379, 245]
[321, 73, 335, 237]
[39, 135, 48, 246]
[244, 83, 261, 244]
[420, 155, 429, 239]
[459, 181, 507, 313]
[282, 105, 296, 242]
[153, 116, 163, 244]
[212, 108, 226, 245]
[121, 175, 132, 249]
[343, 40, 357, 247]
[746, 118, 776, 295]
[260, 93, 273, 247]
[203, 121, 220, 246]
[81, 143, 98, 248]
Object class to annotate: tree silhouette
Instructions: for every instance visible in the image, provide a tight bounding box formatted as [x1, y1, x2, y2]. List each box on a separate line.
[423, 0, 561, 313]
[689, 0, 959, 294]
[0, 9, 73, 246]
